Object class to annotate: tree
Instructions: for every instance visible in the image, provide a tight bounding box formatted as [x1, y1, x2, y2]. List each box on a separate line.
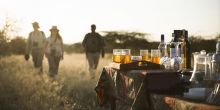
[64, 32, 219, 54]
[0, 17, 19, 56]
[65, 31, 161, 54]
[215, 34, 220, 40]
[102, 31, 153, 54]
[63, 43, 84, 54]
[0, 26, 10, 56]
[189, 35, 217, 53]
[9, 37, 26, 55]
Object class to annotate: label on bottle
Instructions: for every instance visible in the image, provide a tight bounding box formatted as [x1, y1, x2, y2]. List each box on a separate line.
[170, 48, 176, 58]
[159, 47, 165, 57]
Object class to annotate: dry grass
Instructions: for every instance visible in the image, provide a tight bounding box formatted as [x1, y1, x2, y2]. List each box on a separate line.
[0, 53, 112, 110]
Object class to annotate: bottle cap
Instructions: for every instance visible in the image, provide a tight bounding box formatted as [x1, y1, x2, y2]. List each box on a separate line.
[161, 34, 164, 41]
[184, 30, 188, 38]
[200, 50, 206, 55]
[172, 33, 178, 42]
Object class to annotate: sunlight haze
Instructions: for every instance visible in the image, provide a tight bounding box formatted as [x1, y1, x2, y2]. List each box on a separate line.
[0, 0, 219, 44]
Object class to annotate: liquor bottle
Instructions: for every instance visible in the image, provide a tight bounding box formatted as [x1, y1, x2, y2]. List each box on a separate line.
[159, 34, 170, 68]
[163, 45, 171, 69]
[177, 42, 183, 69]
[170, 33, 180, 70]
[160, 33, 176, 70]
[170, 33, 177, 58]
[211, 39, 220, 80]
[158, 34, 166, 57]
[177, 43, 181, 57]
[182, 30, 191, 69]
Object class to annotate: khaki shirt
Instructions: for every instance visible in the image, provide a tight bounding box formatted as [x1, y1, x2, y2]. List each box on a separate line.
[45, 36, 63, 57]
[25, 31, 46, 54]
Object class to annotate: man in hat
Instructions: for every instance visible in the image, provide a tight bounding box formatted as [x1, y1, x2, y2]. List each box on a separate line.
[25, 22, 46, 73]
[82, 24, 105, 78]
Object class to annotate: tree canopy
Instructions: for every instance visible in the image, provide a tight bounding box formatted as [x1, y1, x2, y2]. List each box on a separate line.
[0, 25, 219, 56]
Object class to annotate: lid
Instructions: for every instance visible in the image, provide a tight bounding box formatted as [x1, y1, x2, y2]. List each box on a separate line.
[181, 29, 188, 38]
[161, 34, 164, 41]
[200, 50, 206, 55]
[172, 33, 178, 42]
[193, 52, 200, 56]
[183, 30, 188, 39]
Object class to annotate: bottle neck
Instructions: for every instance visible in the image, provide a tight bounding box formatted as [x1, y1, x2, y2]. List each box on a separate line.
[161, 34, 164, 42]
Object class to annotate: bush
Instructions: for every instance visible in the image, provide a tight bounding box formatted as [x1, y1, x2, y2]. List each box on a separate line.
[9, 37, 26, 55]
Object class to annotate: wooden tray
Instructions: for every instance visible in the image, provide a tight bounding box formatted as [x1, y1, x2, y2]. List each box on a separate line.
[109, 61, 164, 71]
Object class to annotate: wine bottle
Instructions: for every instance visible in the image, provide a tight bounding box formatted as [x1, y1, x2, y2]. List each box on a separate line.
[182, 30, 191, 69]
[158, 34, 166, 57]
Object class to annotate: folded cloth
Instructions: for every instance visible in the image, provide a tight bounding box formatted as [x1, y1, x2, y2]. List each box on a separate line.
[95, 67, 117, 106]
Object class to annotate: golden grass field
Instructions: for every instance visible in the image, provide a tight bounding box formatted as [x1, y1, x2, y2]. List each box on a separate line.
[0, 53, 112, 110]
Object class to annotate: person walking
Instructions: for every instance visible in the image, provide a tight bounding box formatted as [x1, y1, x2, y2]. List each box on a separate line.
[25, 22, 46, 73]
[45, 26, 64, 77]
[82, 24, 105, 78]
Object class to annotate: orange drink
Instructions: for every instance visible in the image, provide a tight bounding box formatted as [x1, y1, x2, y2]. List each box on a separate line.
[113, 55, 121, 63]
[140, 50, 149, 61]
[121, 55, 131, 64]
[151, 49, 161, 64]
[113, 49, 131, 64]
[151, 57, 161, 64]
[142, 56, 149, 61]
[113, 49, 122, 63]
[121, 49, 131, 64]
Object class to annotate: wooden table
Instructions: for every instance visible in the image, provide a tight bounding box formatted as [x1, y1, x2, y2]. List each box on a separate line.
[95, 62, 220, 110]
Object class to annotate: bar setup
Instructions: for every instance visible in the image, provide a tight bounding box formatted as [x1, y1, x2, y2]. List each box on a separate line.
[95, 30, 220, 110]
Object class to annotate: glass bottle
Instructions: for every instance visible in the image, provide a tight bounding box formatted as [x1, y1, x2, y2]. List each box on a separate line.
[212, 39, 220, 80]
[159, 34, 166, 64]
[177, 42, 183, 69]
[158, 34, 166, 57]
[170, 33, 180, 70]
[182, 30, 191, 69]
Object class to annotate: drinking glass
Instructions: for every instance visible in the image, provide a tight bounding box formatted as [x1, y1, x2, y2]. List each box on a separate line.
[113, 49, 122, 63]
[140, 50, 149, 61]
[121, 49, 131, 64]
[151, 49, 161, 64]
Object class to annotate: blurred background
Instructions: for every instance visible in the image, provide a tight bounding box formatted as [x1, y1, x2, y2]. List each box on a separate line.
[0, 0, 219, 110]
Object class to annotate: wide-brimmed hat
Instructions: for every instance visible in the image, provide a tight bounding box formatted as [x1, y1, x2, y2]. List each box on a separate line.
[50, 26, 59, 31]
[32, 22, 40, 28]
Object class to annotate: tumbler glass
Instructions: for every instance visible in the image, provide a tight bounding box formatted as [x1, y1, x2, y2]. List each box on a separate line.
[113, 49, 122, 63]
[121, 49, 131, 64]
[151, 49, 161, 64]
[140, 50, 149, 61]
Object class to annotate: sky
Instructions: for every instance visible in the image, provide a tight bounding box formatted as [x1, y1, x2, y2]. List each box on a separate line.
[0, 0, 219, 44]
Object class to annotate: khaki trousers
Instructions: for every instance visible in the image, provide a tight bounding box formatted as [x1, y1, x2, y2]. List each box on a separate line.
[86, 52, 100, 73]
[47, 55, 61, 77]
[31, 48, 44, 72]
